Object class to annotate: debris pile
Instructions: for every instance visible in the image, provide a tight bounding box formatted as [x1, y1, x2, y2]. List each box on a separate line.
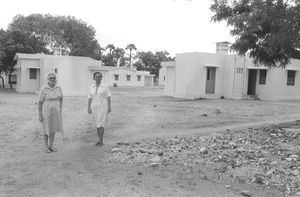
[106, 126, 300, 195]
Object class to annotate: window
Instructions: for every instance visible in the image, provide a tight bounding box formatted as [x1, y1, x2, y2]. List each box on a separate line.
[237, 68, 244, 74]
[259, 70, 267, 85]
[54, 68, 58, 74]
[137, 75, 141, 81]
[114, 74, 119, 81]
[29, 68, 37, 79]
[164, 76, 165, 81]
[287, 70, 296, 86]
[126, 75, 131, 81]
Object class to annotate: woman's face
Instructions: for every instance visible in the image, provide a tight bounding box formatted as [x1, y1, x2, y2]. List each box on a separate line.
[48, 75, 57, 87]
[94, 73, 102, 83]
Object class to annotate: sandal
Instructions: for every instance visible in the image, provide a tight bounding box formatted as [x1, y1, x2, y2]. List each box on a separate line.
[49, 147, 57, 152]
[45, 148, 51, 153]
[95, 142, 103, 146]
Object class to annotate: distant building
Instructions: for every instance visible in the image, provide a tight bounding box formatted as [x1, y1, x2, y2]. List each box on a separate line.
[14, 53, 154, 95]
[0, 72, 17, 87]
[158, 66, 166, 86]
[161, 41, 300, 100]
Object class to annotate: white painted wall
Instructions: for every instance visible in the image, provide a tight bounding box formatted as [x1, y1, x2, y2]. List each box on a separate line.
[174, 53, 225, 99]
[255, 61, 300, 100]
[159, 67, 166, 86]
[16, 59, 41, 93]
[164, 52, 300, 100]
[108, 68, 145, 87]
[41, 55, 101, 96]
[164, 66, 175, 96]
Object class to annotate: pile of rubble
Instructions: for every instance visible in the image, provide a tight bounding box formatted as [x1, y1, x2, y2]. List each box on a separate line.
[106, 125, 300, 195]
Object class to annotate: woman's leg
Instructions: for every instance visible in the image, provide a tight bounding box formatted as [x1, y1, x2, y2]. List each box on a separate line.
[49, 133, 57, 152]
[96, 127, 104, 146]
[44, 135, 49, 151]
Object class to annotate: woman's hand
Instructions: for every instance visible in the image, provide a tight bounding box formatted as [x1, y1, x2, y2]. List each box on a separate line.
[88, 107, 92, 114]
[39, 115, 43, 122]
[107, 106, 112, 113]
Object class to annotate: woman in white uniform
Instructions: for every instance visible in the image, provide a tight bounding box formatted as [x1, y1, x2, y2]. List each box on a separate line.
[87, 72, 112, 146]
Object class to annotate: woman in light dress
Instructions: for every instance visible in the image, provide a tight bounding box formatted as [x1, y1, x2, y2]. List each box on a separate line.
[87, 72, 112, 146]
[38, 73, 63, 153]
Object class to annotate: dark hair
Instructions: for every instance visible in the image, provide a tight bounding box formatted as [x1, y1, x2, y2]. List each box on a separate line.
[93, 72, 102, 79]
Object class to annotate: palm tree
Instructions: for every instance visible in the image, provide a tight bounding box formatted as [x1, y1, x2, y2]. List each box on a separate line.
[105, 44, 115, 55]
[125, 44, 137, 68]
[113, 47, 125, 67]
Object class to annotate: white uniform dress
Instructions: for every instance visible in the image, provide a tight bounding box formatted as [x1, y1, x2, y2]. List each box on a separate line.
[88, 83, 112, 128]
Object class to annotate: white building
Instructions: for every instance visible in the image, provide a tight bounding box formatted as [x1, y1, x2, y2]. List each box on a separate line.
[14, 53, 154, 95]
[158, 66, 166, 86]
[162, 42, 300, 100]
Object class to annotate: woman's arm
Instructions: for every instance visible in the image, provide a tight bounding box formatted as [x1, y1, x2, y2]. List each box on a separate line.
[88, 98, 92, 114]
[38, 101, 43, 122]
[59, 87, 63, 110]
[60, 97, 63, 110]
[107, 96, 111, 113]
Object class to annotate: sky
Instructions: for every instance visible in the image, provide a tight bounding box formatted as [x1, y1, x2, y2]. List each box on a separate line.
[0, 0, 234, 56]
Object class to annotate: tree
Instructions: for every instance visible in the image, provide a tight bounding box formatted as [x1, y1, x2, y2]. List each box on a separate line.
[113, 47, 126, 67]
[0, 29, 48, 89]
[9, 14, 102, 59]
[102, 44, 116, 66]
[125, 44, 137, 68]
[210, 0, 300, 67]
[105, 44, 116, 55]
[133, 50, 174, 76]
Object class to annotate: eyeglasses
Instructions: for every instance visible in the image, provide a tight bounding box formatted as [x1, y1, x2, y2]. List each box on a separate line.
[49, 77, 56, 80]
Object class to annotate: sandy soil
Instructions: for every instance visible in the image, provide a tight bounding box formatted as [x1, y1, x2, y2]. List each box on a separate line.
[1, 87, 300, 197]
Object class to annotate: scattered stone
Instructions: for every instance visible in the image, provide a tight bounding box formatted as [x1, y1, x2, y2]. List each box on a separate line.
[240, 190, 252, 196]
[111, 147, 122, 153]
[199, 147, 208, 154]
[150, 156, 161, 163]
[117, 142, 130, 146]
[106, 125, 300, 195]
[150, 163, 159, 167]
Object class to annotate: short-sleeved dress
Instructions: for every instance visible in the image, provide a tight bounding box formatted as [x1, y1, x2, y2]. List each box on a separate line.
[88, 83, 111, 128]
[38, 85, 63, 135]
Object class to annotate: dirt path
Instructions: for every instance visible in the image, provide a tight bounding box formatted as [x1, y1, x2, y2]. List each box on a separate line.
[1, 87, 300, 196]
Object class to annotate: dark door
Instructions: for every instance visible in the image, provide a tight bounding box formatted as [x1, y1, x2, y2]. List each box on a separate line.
[247, 69, 257, 95]
[205, 67, 216, 94]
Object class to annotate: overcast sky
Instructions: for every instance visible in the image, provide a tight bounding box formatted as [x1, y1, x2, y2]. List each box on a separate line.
[0, 0, 234, 55]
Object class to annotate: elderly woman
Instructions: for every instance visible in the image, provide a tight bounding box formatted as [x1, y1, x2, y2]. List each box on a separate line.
[88, 72, 112, 146]
[38, 73, 63, 153]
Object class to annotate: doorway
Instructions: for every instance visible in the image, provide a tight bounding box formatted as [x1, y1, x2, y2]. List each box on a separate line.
[205, 67, 216, 94]
[247, 69, 257, 95]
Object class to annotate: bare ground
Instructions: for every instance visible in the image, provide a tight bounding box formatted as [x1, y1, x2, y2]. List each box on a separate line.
[1, 87, 300, 197]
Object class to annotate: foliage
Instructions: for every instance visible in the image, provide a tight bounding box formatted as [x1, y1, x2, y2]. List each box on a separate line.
[102, 45, 126, 67]
[9, 14, 102, 59]
[0, 28, 48, 88]
[126, 44, 137, 67]
[133, 51, 174, 76]
[105, 44, 116, 55]
[210, 0, 300, 67]
[113, 47, 126, 67]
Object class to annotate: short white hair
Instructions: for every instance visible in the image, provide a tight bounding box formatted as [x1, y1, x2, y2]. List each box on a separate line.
[46, 72, 57, 80]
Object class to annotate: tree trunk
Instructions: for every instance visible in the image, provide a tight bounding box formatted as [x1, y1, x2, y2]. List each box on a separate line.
[0, 76, 4, 88]
[129, 50, 132, 69]
[8, 71, 13, 89]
